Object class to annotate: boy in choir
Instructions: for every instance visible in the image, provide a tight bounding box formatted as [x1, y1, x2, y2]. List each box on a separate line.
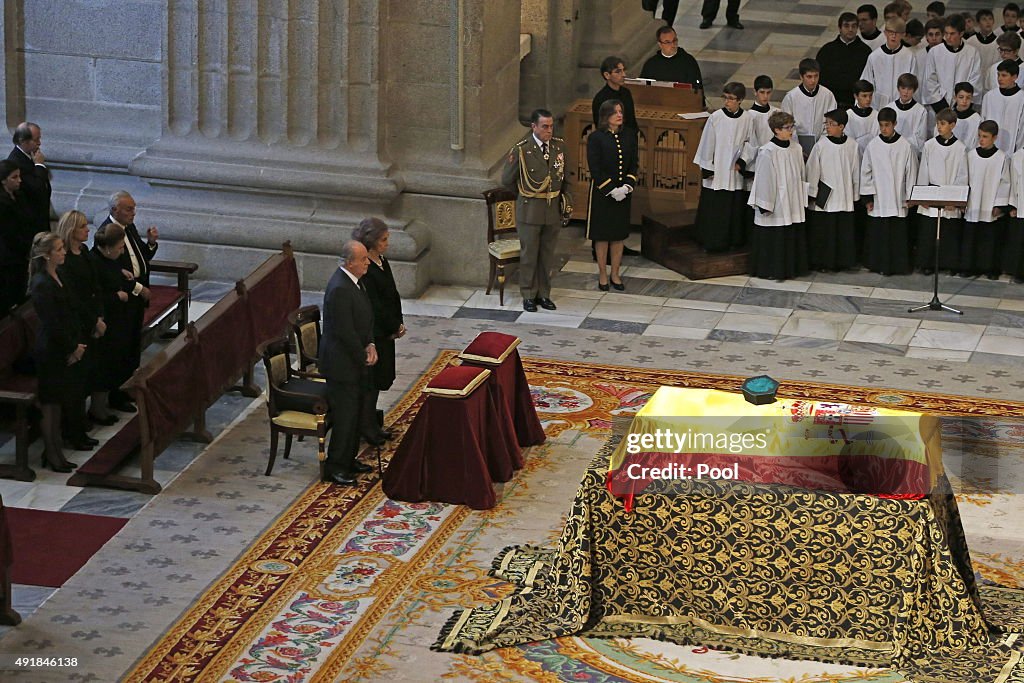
[924, 14, 981, 114]
[859, 4, 886, 50]
[989, 32, 1024, 93]
[953, 81, 982, 148]
[1000, 3, 1021, 34]
[926, 2, 945, 21]
[968, 9, 1001, 86]
[924, 19, 944, 51]
[915, 108, 968, 274]
[860, 107, 919, 275]
[982, 59, 1024, 152]
[747, 111, 808, 281]
[862, 17, 917, 108]
[693, 82, 756, 252]
[963, 11, 977, 40]
[781, 58, 837, 155]
[848, 80, 881, 151]
[883, 72, 930, 153]
[806, 109, 861, 272]
[748, 75, 778, 148]
[1007, 142, 1024, 280]
[963, 120, 1012, 278]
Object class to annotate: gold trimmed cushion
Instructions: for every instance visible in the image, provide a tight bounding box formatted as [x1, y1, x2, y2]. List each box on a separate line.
[488, 238, 521, 259]
[459, 332, 521, 365]
[272, 410, 325, 430]
[423, 366, 491, 397]
[299, 322, 319, 357]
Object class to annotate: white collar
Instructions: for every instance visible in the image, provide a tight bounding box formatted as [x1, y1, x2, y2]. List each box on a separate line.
[107, 214, 126, 229]
[339, 265, 360, 287]
[659, 51, 677, 58]
[532, 133, 548, 149]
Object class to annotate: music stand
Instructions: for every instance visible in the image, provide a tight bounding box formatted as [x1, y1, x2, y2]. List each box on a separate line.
[906, 185, 969, 315]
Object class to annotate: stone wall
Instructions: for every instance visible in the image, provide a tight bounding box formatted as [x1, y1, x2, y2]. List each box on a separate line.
[0, 0, 660, 293]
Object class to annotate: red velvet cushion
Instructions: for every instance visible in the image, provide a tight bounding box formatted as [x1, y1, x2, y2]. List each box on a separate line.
[143, 285, 184, 327]
[423, 366, 490, 397]
[459, 332, 521, 365]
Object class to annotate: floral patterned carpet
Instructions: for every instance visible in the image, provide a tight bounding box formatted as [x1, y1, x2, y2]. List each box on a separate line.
[129, 351, 1024, 682]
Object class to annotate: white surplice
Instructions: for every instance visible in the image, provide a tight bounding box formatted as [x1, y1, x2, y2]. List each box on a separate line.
[861, 133, 919, 217]
[965, 147, 1011, 223]
[781, 84, 838, 141]
[806, 135, 860, 212]
[861, 44, 919, 109]
[981, 86, 1024, 152]
[916, 135, 969, 218]
[693, 108, 755, 191]
[748, 140, 807, 227]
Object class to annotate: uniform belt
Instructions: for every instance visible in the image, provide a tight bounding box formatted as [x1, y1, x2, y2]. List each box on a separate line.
[519, 189, 560, 199]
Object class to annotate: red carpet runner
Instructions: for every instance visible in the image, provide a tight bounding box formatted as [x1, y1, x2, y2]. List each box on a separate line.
[6, 508, 126, 587]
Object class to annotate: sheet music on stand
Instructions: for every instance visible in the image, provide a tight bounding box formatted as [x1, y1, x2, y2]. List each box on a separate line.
[625, 78, 694, 89]
[909, 185, 969, 204]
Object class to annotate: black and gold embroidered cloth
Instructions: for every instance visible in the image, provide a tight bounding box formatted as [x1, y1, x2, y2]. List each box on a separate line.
[433, 437, 1024, 682]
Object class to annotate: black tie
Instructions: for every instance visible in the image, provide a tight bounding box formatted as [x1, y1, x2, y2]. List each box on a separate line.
[541, 142, 549, 160]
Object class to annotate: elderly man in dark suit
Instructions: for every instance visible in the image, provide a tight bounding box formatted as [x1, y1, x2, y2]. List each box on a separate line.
[319, 240, 377, 486]
[98, 190, 159, 412]
[6, 121, 51, 232]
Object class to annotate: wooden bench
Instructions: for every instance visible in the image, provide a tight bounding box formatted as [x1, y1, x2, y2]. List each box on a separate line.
[67, 244, 300, 493]
[0, 259, 199, 483]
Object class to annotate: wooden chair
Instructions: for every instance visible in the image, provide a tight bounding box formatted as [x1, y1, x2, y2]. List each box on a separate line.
[260, 338, 330, 476]
[288, 305, 322, 376]
[483, 187, 521, 305]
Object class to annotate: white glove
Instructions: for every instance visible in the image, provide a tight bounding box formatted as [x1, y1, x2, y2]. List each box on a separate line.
[623, 185, 633, 194]
[609, 186, 628, 202]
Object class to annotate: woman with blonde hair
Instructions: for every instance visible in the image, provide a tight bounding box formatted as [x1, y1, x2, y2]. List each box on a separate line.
[56, 210, 114, 445]
[29, 231, 87, 471]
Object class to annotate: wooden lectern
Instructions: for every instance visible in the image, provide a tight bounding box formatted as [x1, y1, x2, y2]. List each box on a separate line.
[562, 80, 706, 223]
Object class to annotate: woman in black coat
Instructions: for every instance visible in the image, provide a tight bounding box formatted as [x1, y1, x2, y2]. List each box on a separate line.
[89, 223, 141, 402]
[353, 217, 405, 445]
[587, 99, 639, 291]
[28, 232, 87, 471]
[0, 160, 37, 315]
[56, 210, 113, 449]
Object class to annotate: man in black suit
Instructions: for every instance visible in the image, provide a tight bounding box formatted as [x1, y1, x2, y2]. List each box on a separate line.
[98, 190, 160, 412]
[319, 240, 377, 485]
[7, 122, 51, 232]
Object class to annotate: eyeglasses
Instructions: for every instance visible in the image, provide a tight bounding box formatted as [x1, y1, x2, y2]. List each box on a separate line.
[999, 47, 1016, 53]
[659, 38, 679, 45]
[781, 124, 796, 131]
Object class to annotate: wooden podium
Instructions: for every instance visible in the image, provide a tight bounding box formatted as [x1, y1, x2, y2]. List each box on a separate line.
[562, 81, 707, 224]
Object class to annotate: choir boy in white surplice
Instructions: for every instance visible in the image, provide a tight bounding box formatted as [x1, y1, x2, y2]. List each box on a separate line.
[967, 9, 1001, 99]
[858, 5, 885, 50]
[982, 60, 1024, 152]
[983, 32, 1024, 98]
[998, 5, 1021, 36]
[861, 18, 918, 108]
[1006, 145, 1024, 280]
[847, 80, 881, 152]
[747, 110, 808, 281]
[915, 108, 969, 273]
[693, 82, 756, 252]
[883, 72, 930, 153]
[963, 120, 1012, 277]
[953, 82, 982, 148]
[781, 58, 837, 155]
[923, 16, 982, 115]
[806, 109, 860, 271]
[748, 75, 778, 148]
[860, 107, 919, 274]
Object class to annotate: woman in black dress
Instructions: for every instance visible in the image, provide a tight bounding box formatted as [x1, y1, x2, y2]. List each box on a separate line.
[56, 210, 115, 447]
[28, 232, 87, 471]
[587, 99, 639, 291]
[89, 223, 140, 410]
[0, 160, 37, 316]
[353, 217, 405, 445]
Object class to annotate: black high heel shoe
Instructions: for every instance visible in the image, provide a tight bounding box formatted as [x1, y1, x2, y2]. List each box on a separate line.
[610, 278, 625, 291]
[40, 454, 74, 473]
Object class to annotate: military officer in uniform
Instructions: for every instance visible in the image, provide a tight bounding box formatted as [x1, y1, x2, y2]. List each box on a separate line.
[501, 108, 572, 312]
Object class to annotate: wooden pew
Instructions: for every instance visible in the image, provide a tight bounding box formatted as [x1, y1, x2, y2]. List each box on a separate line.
[67, 244, 300, 493]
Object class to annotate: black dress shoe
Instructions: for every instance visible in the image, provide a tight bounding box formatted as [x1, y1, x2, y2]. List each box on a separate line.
[323, 471, 357, 485]
[351, 462, 372, 474]
[523, 298, 537, 312]
[728, 20, 744, 29]
[363, 434, 385, 447]
[700, 18, 713, 28]
[111, 400, 137, 413]
[87, 412, 118, 426]
[598, 281, 609, 292]
[381, 428, 395, 440]
[537, 297, 557, 310]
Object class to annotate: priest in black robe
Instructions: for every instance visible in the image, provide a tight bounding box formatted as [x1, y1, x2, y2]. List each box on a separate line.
[639, 27, 703, 92]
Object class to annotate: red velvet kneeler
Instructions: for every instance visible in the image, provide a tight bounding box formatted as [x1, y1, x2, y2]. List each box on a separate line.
[459, 332, 545, 447]
[382, 366, 519, 510]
